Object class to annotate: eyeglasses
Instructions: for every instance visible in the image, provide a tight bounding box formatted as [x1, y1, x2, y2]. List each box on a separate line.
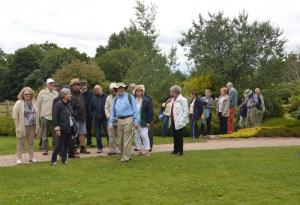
[24, 94, 33, 96]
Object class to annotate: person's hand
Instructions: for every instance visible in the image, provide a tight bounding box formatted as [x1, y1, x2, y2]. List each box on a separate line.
[146, 123, 150, 128]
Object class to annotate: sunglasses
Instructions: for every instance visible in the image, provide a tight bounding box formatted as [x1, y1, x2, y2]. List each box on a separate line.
[24, 94, 33, 96]
[136, 90, 143, 92]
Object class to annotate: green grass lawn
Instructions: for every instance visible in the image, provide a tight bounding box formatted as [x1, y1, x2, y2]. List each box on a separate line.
[0, 136, 205, 156]
[0, 147, 300, 205]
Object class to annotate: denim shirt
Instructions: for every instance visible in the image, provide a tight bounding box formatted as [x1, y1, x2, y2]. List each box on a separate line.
[109, 92, 138, 126]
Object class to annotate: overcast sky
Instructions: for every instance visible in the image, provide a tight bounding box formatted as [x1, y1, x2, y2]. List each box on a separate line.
[1, 0, 300, 70]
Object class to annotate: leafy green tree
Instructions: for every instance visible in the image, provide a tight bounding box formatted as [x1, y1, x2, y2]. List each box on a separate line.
[179, 11, 286, 90]
[53, 60, 105, 86]
[96, 48, 142, 82]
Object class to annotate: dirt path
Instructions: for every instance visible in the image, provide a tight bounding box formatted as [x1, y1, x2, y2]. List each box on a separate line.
[1, 137, 300, 167]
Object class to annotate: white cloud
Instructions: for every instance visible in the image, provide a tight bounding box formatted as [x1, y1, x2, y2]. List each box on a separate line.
[1, 0, 299, 70]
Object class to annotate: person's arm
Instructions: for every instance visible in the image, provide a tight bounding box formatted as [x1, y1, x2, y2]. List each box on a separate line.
[12, 101, 20, 128]
[109, 99, 116, 127]
[104, 96, 111, 119]
[36, 91, 42, 118]
[52, 102, 61, 137]
[182, 98, 189, 122]
[131, 95, 139, 126]
[223, 97, 230, 116]
[261, 95, 266, 112]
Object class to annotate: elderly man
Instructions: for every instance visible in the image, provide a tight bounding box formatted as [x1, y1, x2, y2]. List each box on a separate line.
[109, 82, 138, 163]
[37, 78, 59, 155]
[105, 82, 119, 155]
[255, 88, 266, 125]
[69, 78, 90, 155]
[81, 80, 94, 147]
[226, 82, 238, 134]
[89, 85, 108, 153]
[169, 85, 189, 156]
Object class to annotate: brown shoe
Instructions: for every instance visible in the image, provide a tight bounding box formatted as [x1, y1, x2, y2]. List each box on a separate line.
[80, 147, 91, 154]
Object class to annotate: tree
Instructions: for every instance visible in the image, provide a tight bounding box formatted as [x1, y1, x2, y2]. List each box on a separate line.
[53, 60, 105, 86]
[5, 45, 45, 99]
[183, 75, 214, 95]
[179, 11, 286, 90]
[96, 48, 142, 82]
[167, 46, 180, 71]
[283, 53, 300, 82]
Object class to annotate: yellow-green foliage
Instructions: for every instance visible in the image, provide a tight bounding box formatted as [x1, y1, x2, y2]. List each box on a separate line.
[53, 60, 106, 86]
[224, 115, 300, 138]
[183, 75, 213, 95]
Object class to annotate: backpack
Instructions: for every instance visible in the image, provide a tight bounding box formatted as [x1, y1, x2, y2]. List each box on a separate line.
[257, 96, 262, 110]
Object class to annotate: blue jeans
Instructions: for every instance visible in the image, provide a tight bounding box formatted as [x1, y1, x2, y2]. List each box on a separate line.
[218, 112, 228, 134]
[190, 114, 199, 138]
[161, 115, 170, 136]
[94, 118, 109, 149]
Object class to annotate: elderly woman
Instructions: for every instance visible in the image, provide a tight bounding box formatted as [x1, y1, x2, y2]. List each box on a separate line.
[200, 89, 214, 136]
[12, 87, 39, 165]
[133, 85, 153, 156]
[216, 87, 230, 134]
[169, 85, 189, 156]
[51, 88, 75, 165]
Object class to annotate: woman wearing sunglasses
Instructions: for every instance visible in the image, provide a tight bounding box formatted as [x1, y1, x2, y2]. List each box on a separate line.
[12, 87, 39, 165]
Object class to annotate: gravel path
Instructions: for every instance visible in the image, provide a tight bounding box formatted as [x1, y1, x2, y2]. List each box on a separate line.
[1, 137, 300, 167]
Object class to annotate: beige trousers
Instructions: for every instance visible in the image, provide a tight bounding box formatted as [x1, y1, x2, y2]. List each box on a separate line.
[108, 124, 119, 153]
[117, 117, 134, 161]
[17, 125, 36, 160]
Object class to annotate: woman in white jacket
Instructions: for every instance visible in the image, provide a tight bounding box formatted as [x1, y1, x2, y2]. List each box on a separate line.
[216, 87, 230, 134]
[169, 85, 189, 156]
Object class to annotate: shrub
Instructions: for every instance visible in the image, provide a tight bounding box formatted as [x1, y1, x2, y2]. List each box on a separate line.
[0, 116, 15, 136]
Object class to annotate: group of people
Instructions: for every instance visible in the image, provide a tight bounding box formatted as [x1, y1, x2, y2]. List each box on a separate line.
[12, 77, 265, 165]
[12, 78, 158, 165]
[160, 82, 265, 138]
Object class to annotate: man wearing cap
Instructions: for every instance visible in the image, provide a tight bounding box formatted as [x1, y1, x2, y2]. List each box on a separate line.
[109, 82, 139, 162]
[37, 78, 59, 155]
[69, 78, 90, 155]
[105, 82, 119, 155]
[81, 80, 94, 147]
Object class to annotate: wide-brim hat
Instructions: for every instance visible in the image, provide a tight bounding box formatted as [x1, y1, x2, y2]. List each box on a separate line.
[244, 89, 252, 96]
[80, 80, 88, 85]
[109, 82, 118, 90]
[69, 78, 80, 86]
[115, 82, 128, 89]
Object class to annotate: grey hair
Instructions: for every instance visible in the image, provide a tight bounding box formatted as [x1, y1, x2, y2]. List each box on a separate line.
[59, 88, 71, 98]
[226, 82, 233, 88]
[170, 85, 182, 94]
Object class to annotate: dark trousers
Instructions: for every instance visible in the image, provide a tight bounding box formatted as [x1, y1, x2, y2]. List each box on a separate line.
[148, 121, 154, 149]
[161, 115, 170, 136]
[51, 133, 70, 163]
[171, 121, 184, 154]
[94, 118, 109, 149]
[218, 112, 228, 134]
[86, 115, 93, 145]
[189, 114, 199, 139]
[201, 113, 212, 135]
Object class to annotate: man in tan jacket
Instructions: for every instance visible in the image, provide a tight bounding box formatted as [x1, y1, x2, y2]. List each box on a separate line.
[105, 82, 118, 155]
[37, 78, 59, 155]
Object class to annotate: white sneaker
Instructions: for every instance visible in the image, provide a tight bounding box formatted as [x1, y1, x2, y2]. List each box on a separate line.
[29, 158, 38, 163]
[16, 159, 22, 165]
